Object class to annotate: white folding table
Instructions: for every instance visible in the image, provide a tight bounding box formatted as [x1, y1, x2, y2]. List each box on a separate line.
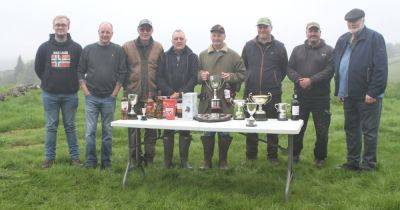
[111, 118, 303, 202]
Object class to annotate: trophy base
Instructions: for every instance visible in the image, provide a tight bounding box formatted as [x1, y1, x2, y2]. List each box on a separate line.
[254, 113, 267, 121]
[128, 114, 138, 120]
[234, 117, 245, 120]
[277, 118, 288, 121]
[246, 118, 257, 127]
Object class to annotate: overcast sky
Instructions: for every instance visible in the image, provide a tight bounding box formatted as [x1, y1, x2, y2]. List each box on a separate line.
[0, 0, 399, 70]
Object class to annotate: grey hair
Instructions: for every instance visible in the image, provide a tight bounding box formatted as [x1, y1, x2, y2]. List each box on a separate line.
[53, 15, 70, 25]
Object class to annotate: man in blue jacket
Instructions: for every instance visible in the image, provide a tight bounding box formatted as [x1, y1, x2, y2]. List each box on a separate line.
[334, 9, 388, 171]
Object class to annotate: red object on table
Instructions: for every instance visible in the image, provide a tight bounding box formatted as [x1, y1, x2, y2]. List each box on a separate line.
[162, 99, 177, 120]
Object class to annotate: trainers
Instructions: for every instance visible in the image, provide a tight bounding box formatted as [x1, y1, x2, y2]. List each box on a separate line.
[337, 162, 360, 171]
[314, 159, 325, 168]
[71, 159, 82, 167]
[268, 157, 280, 166]
[42, 159, 55, 169]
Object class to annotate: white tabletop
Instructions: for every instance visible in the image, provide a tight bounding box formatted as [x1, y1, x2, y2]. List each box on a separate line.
[111, 118, 303, 135]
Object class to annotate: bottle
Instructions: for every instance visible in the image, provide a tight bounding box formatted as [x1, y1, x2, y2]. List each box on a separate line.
[291, 93, 300, 120]
[121, 96, 128, 120]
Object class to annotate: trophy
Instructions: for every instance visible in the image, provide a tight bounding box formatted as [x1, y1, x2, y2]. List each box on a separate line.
[127, 94, 138, 120]
[207, 75, 225, 117]
[141, 106, 147, 121]
[245, 102, 257, 127]
[248, 92, 272, 121]
[275, 103, 290, 121]
[233, 99, 246, 120]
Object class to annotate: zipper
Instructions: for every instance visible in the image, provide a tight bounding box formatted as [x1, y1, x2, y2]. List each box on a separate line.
[255, 42, 264, 95]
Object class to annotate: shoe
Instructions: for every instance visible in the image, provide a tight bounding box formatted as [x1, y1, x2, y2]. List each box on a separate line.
[84, 162, 97, 169]
[71, 159, 82, 167]
[337, 162, 360, 171]
[314, 159, 325, 168]
[268, 157, 280, 166]
[42, 159, 55, 169]
[360, 164, 376, 171]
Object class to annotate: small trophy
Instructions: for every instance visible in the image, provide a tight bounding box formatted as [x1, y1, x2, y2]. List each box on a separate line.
[127, 94, 138, 120]
[275, 103, 290, 121]
[245, 102, 257, 127]
[233, 99, 246, 120]
[141, 106, 147, 121]
[248, 92, 272, 121]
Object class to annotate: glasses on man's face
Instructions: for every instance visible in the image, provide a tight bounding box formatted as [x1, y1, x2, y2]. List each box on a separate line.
[139, 27, 152, 33]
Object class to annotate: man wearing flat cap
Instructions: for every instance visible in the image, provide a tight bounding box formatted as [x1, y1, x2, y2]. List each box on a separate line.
[287, 22, 334, 167]
[198, 24, 246, 170]
[333, 9, 388, 171]
[122, 19, 164, 165]
[242, 17, 288, 165]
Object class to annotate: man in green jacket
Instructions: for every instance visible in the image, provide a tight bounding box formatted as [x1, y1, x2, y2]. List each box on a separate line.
[198, 24, 246, 169]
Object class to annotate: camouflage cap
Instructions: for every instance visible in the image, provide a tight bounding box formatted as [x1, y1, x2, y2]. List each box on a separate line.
[138, 19, 152, 28]
[257, 17, 272, 26]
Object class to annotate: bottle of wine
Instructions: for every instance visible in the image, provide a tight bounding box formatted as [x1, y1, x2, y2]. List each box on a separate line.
[121, 96, 128, 120]
[291, 93, 300, 120]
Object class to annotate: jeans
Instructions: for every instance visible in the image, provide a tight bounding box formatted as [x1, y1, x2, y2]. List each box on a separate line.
[293, 96, 331, 160]
[84, 94, 116, 167]
[41, 91, 79, 161]
[343, 97, 383, 168]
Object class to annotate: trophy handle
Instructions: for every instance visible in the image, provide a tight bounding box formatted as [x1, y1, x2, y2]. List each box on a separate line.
[266, 92, 272, 104]
[274, 103, 279, 111]
[248, 92, 254, 102]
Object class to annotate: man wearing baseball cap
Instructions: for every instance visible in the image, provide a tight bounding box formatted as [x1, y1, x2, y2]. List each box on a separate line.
[287, 22, 334, 167]
[333, 9, 388, 171]
[242, 17, 288, 165]
[198, 24, 245, 170]
[122, 19, 164, 165]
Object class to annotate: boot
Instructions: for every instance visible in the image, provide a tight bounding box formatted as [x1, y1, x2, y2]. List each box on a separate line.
[218, 135, 232, 170]
[163, 134, 174, 168]
[199, 135, 215, 169]
[179, 135, 192, 169]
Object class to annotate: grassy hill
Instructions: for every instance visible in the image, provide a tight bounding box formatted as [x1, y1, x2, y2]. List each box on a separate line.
[1, 78, 400, 209]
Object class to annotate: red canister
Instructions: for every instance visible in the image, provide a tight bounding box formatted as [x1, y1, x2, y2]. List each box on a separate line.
[162, 99, 177, 120]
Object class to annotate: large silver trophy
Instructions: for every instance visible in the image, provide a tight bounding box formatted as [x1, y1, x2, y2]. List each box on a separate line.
[245, 102, 257, 127]
[207, 75, 225, 118]
[248, 92, 272, 121]
[127, 93, 138, 120]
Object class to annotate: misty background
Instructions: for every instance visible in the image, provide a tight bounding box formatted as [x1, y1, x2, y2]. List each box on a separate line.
[1, 0, 399, 85]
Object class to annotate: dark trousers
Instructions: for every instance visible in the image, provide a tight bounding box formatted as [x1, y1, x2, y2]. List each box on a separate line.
[246, 93, 281, 159]
[293, 96, 331, 160]
[343, 97, 382, 168]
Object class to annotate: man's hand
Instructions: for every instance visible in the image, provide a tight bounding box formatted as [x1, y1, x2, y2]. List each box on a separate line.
[170, 92, 180, 99]
[79, 80, 91, 96]
[299, 78, 312, 89]
[221, 72, 231, 80]
[200, 70, 210, 81]
[147, 98, 154, 103]
[365, 94, 377, 104]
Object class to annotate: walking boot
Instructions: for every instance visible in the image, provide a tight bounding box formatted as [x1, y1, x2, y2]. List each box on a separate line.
[218, 135, 232, 170]
[179, 135, 192, 169]
[199, 135, 215, 169]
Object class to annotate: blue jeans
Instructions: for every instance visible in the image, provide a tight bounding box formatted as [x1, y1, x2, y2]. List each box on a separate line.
[41, 91, 79, 161]
[85, 95, 116, 167]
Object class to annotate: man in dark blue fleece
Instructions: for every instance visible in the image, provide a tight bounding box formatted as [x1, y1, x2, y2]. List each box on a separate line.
[78, 22, 127, 169]
[35, 15, 82, 168]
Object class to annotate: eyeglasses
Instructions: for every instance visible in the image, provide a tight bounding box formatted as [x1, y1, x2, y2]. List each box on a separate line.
[139, 27, 152, 32]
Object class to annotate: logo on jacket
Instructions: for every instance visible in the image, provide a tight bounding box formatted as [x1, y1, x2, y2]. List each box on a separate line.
[321, 53, 327, 57]
[51, 51, 71, 68]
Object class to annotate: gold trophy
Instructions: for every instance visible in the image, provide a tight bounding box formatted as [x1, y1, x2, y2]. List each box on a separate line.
[248, 92, 272, 121]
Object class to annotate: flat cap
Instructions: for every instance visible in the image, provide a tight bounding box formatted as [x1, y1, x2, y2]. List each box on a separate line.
[210, 24, 225, 34]
[345, 8, 365, 22]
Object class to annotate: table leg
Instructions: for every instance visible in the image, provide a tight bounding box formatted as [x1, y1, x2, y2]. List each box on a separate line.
[285, 134, 294, 202]
[122, 128, 145, 188]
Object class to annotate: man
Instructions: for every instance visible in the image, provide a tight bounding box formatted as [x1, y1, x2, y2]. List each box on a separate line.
[242, 17, 288, 165]
[334, 9, 388, 171]
[198, 24, 245, 170]
[122, 19, 164, 164]
[287, 22, 334, 167]
[34, 15, 82, 168]
[78, 22, 127, 169]
[157, 30, 198, 169]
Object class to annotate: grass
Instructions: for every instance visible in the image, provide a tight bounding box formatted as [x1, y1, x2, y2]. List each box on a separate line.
[1, 78, 400, 209]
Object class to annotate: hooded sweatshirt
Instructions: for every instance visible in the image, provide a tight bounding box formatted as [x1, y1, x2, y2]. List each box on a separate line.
[35, 33, 82, 94]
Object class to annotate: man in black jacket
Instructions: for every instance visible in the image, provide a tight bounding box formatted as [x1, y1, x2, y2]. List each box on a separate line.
[334, 9, 388, 171]
[242, 17, 288, 165]
[34, 15, 82, 168]
[157, 30, 198, 168]
[287, 22, 334, 167]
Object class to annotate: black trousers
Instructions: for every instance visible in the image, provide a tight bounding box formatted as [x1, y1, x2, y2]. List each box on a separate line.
[293, 96, 331, 160]
[246, 93, 281, 159]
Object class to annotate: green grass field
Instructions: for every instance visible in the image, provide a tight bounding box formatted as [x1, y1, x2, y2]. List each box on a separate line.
[1, 78, 400, 209]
